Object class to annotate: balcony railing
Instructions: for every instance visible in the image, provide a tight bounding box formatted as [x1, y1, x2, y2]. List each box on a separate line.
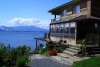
[51, 33, 75, 38]
[51, 10, 87, 23]
[51, 18, 60, 23]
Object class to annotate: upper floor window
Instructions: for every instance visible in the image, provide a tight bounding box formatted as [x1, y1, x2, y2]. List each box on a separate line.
[61, 9, 67, 17]
[72, 5, 80, 14]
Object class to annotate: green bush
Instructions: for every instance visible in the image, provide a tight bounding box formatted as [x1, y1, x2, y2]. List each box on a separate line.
[39, 48, 47, 54]
[43, 51, 49, 56]
[16, 56, 28, 67]
[32, 50, 39, 54]
[55, 47, 63, 53]
[46, 44, 54, 50]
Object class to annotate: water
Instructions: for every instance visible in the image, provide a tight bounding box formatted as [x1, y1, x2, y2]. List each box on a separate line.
[0, 31, 48, 51]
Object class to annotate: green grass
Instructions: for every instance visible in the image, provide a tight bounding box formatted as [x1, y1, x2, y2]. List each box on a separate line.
[73, 57, 100, 67]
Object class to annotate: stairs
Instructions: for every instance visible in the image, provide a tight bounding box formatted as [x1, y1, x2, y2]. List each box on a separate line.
[86, 46, 100, 55]
[51, 43, 81, 64]
[58, 44, 80, 58]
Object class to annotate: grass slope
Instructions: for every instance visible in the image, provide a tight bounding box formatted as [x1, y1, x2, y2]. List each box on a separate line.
[73, 57, 100, 67]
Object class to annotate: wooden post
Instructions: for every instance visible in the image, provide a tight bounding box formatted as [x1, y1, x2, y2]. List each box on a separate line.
[75, 22, 77, 44]
[49, 25, 51, 35]
[54, 14, 56, 20]
[63, 23, 65, 38]
[69, 22, 71, 38]
[36, 39, 38, 50]
[87, 0, 91, 18]
[59, 24, 61, 38]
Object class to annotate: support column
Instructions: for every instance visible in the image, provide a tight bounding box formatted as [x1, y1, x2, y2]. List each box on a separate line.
[63, 23, 65, 38]
[36, 39, 38, 50]
[54, 14, 56, 19]
[69, 22, 71, 38]
[75, 22, 77, 44]
[49, 24, 51, 36]
[87, 0, 91, 18]
[59, 24, 61, 38]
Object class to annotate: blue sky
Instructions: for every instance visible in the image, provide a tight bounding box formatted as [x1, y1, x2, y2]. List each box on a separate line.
[0, 0, 71, 29]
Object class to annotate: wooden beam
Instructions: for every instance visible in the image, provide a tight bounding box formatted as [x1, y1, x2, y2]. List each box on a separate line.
[87, 0, 91, 18]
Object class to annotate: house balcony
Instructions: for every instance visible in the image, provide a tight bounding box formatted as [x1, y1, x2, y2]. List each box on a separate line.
[51, 10, 87, 24]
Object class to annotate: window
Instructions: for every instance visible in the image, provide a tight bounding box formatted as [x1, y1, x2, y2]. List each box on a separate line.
[72, 5, 80, 14]
[64, 23, 69, 37]
[70, 22, 75, 38]
[61, 10, 67, 17]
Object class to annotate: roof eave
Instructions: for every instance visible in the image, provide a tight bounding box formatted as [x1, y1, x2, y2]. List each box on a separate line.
[48, 0, 87, 15]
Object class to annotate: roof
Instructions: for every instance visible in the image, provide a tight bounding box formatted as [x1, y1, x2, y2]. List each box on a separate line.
[48, 0, 87, 15]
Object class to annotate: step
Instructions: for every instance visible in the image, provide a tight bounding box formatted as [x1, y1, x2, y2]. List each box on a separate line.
[66, 48, 79, 53]
[63, 50, 77, 56]
[67, 43, 81, 48]
[62, 56, 82, 64]
[51, 56, 62, 61]
[57, 53, 71, 58]
[70, 46, 80, 50]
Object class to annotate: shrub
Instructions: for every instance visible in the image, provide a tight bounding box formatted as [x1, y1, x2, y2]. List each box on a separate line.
[43, 51, 49, 56]
[49, 50, 57, 56]
[46, 44, 54, 50]
[39, 48, 47, 54]
[16, 56, 28, 67]
[32, 50, 39, 54]
[55, 47, 63, 53]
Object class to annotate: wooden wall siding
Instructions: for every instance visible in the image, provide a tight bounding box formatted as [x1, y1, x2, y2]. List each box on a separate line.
[59, 1, 87, 22]
[91, 0, 100, 18]
[60, 1, 87, 16]
[60, 9, 87, 22]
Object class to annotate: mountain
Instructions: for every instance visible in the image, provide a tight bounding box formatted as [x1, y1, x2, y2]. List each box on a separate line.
[0, 26, 13, 31]
[0, 26, 48, 32]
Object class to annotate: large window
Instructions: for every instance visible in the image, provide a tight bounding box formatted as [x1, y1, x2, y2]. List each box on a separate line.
[72, 5, 80, 14]
[52, 25, 56, 33]
[64, 23, 69, 37]
[55, 24, 59, 33]
[61, 9, 67, 17]
[70, 22, 75, 38]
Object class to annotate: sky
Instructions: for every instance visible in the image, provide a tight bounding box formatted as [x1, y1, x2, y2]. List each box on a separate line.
[0, 0, 71, 29]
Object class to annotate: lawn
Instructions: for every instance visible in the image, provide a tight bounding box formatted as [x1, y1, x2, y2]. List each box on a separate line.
[73, 57, 100, 67]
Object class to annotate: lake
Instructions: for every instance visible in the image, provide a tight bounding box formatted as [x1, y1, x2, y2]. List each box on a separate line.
[0, 31, 47, 51]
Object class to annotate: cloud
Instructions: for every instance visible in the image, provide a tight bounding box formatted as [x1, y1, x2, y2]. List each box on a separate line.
[7, 18, 50, 29]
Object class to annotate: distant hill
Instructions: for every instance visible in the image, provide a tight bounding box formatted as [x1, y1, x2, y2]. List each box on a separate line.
[0, 26, 48, 32]
[0, 26, 12, 31]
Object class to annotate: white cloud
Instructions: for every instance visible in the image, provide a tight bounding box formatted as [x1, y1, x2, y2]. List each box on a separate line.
[7, 18, 50, 29]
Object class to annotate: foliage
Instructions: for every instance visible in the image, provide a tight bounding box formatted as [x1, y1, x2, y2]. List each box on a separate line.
[73, 57, 100, 67]
[39, 44, 44, 48]
[39, 48, 47, 54]
[0, 43, 6, 66]
[32, 50, 39, 54]
[46, 44, 54, 50]
[55, 47, 63, 53]
[43, 51, 49, 56]
[16, 56, 28, 67]
[0, 43, 30, 67]
[77, 39, 87, 55]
